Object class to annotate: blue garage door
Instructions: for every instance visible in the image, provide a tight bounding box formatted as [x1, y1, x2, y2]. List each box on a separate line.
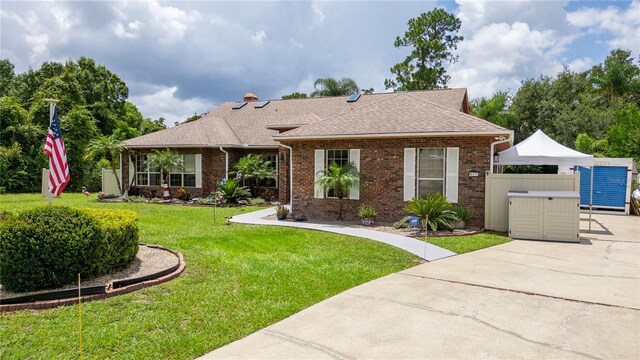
[576, 166, 628, 208]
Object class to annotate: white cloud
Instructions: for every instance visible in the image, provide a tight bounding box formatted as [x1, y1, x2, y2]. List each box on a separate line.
[25, 33, 50, 64]
[51, 5, 77, 31]
[567, 57, 593, 73]
[311, 1, 325, 23]
[456, 0, 570, 33]
[251, 31, 267, 45]
[290, 38, 304, 49]
[113, 21, 143, 39]
[146, 0, 201, 42]
[449, 22, 567, 98]
[129, 85, 211, 125]
[567, 0, 640, 55]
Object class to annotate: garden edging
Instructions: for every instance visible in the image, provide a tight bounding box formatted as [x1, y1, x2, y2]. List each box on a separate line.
[0, 247, 186, 313]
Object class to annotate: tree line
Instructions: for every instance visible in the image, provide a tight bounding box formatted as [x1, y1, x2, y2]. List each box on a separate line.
[0, 57, 166, 193]
[471, 49, 639, 163]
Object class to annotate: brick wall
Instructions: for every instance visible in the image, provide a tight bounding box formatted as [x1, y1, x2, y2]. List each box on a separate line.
[122, 147, 279, 199]
[280, 136, 493, 227]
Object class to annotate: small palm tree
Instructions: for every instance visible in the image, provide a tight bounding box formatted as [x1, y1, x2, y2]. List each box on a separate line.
[315, 161, 360, 220]
[145, 149, 184, 186]
[404, 193, 457, 231]
[84, 135, 126, 195]
[310, 77, 359, 97]
[233, 154, 275, 196]
[215, 179, 251, 204]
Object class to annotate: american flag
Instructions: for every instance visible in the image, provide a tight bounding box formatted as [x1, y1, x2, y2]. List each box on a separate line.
[43, 107, 70, 196]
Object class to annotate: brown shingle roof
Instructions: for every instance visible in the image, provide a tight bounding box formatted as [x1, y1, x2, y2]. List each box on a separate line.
[125, 88, 472, 147]
[274, 92, 509, 140]
[124, 114, 240, 147]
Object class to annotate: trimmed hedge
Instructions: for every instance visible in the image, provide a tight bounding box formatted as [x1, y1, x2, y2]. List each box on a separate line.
[79, 208, 139, 274]
[0, 206, 139, 292]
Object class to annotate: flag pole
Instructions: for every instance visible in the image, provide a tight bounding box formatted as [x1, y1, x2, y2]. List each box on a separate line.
[44, 98, 59, 205]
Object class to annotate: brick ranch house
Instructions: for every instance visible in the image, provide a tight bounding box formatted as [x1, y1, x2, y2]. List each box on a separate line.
[123, 89, 512, 227]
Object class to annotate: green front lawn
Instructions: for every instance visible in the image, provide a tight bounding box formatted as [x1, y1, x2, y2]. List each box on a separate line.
[424, 232, 511, 254]
[0, 194, 419, 359]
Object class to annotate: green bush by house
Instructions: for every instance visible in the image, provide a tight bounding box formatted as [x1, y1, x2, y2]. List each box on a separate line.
[0, 206, 139, 292]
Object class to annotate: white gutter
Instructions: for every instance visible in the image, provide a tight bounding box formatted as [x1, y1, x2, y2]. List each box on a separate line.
[279, 144, 294, 213]
[219, 147, 229, 179]
[125, 144, 278, 149]
[490, 130, 514, 174]
[275, 130, 512, 141]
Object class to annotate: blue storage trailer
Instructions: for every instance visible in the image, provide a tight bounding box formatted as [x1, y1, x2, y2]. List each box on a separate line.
[574, 158, 636, 215]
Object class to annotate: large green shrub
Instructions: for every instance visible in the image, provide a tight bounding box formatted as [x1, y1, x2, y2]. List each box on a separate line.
[79, 208, 139, 274]
[0, 206, 139, 292]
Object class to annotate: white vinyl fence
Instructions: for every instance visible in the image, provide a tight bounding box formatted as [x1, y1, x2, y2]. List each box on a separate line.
[41, 168, 56, 197]
[102, 168, 122, 196]
[484, 172, 581, 232]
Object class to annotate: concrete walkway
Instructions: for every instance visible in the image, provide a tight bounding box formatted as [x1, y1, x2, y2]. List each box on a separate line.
[229, 206, 456, 261]
[203, 213, 640, 359]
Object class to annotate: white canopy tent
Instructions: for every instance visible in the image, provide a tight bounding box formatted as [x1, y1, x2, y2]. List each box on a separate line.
[495, 129, 594, 167]
[494, 129, 596, 231]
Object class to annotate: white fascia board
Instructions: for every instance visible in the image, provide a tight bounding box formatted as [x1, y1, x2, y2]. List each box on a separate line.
[274, 131, 512, 141]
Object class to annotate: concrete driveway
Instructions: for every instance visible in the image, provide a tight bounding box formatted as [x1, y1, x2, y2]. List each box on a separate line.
[203, 214, 640, 359]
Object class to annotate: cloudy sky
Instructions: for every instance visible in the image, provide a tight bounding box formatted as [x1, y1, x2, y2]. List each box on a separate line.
[1, 1, 638, 124]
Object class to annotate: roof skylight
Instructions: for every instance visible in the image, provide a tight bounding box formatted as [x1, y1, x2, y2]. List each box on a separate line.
[346, 93, 361, 103]
[254, 100, 270, 108]
[232, 101, 247, 110]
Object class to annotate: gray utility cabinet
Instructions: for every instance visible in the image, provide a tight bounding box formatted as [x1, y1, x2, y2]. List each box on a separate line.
[508, 191, 580, 243]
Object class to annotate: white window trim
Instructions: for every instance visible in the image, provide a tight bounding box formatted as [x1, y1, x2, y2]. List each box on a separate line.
[169, 154, 197, 188]
[262, 154, 279, 188]
[135, 154, 162, 187]
[416, 148, 446, 197]
[325, 149, 350, 199]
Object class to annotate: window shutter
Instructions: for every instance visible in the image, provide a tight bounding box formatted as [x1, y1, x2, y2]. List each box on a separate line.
[349, 149, 360, 200]
[314, 149, 325, 199]
[129, 157, 135, 185]
[404, 148, 416, 201]
[446, 147, 459, 203]
[195, 154, 202, 188]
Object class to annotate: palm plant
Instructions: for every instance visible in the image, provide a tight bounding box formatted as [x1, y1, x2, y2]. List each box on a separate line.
[404, 193, 457, 231]
[215, 179, 251, 204]
[84, 135, 126, 195]
[310, 77, 359, 97]
[233, 154, 275, 196]
[144, 149, 184, 185]
[315, 161, 360, 220]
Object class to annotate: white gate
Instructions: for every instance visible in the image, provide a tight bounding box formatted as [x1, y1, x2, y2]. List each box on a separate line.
[102, 168, 122, 196]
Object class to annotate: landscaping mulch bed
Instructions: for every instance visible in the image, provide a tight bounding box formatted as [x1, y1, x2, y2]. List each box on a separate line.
[0, 245, 179, 300]
[263, 214, 483, 237]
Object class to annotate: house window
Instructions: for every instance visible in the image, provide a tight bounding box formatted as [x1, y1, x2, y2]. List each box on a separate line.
[169, 154, 196, 187]
[417, 148, 445, 197]
[260, 154, 278, 188]
[135, 154, 162, 186]
[326, 149, 350, 198]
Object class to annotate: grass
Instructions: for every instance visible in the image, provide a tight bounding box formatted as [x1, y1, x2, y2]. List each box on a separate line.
[0, 194, 419, 359]
[423, 232, 511, 254]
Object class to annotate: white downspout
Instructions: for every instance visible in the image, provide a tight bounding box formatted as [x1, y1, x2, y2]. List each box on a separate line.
[490, 131, 513, 174]
[219, 147, 229, 179]
[280, 144, 293, 213]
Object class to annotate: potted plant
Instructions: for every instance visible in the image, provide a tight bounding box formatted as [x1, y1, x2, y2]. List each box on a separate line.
[451, 204, 473, 229]
[275, 205, 289, 220]
[358, 204, 378, 226]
